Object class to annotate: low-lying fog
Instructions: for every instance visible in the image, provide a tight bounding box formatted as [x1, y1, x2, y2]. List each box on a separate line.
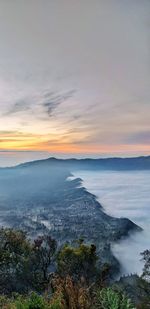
[0, 161, 149, 277]
[73, 170, 150, 276]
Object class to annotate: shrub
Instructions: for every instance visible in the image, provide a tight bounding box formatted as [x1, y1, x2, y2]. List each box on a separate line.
[15, 293, 47, 309]
[50, 275, 91, 308]
[94, 287, 135, 309]
[0, 293, 52, 309]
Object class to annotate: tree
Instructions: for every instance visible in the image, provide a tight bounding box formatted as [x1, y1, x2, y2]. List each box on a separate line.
[57, 242, 97, 282]
[0, 228, 32, 293]
[33, 235, 57, 282]
[0, 228, 57, 294]
[141, 250, 150, 281]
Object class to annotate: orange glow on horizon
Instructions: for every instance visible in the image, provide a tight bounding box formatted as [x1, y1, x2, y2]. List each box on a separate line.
[0, 131, 149, 156]
[0, 137, 150, 155]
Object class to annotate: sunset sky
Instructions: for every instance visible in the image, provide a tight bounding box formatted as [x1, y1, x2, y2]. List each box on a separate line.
[0, 0, 150, 165]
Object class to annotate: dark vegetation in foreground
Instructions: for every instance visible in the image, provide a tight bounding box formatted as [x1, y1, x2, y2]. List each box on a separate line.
[0, 228, 150, 308]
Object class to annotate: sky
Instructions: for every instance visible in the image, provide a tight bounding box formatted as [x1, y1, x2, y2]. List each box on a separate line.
[0, 0, 150, 165]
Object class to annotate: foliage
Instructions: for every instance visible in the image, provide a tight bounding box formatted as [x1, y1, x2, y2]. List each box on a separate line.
[0, 228, 32, 294]
[0, 293, 63, 309]
[141, 249, 150, 281]
[93, 288, 135, 309]
[50, 275, 91, 308]
[33, 235, 57, 282]
[0, 228, 57, 294]
[57, 242, 97, 281]
[14, 293, 47, 309]
[0, 287, 136, 309]
[0, 228, 150, 308]
[136, 276, 150, 308]
[0, 295, 10, 308]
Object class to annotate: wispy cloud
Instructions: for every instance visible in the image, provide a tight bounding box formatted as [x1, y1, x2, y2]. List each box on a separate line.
[3, 89, 76, 120]
[42, 90, 75, 117]
[4, 100, 31, 115]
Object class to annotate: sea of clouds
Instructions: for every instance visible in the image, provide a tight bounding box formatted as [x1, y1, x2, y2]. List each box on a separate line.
[73, 170, 150, 276]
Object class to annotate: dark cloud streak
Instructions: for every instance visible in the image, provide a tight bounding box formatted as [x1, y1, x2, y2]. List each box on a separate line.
[42, 90, 75, 117]
[4, 89, 76, 119]
[4, 100, 31, 115]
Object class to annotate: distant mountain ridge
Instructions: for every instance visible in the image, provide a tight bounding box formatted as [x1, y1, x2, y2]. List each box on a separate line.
[15, 155, 150, 170]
